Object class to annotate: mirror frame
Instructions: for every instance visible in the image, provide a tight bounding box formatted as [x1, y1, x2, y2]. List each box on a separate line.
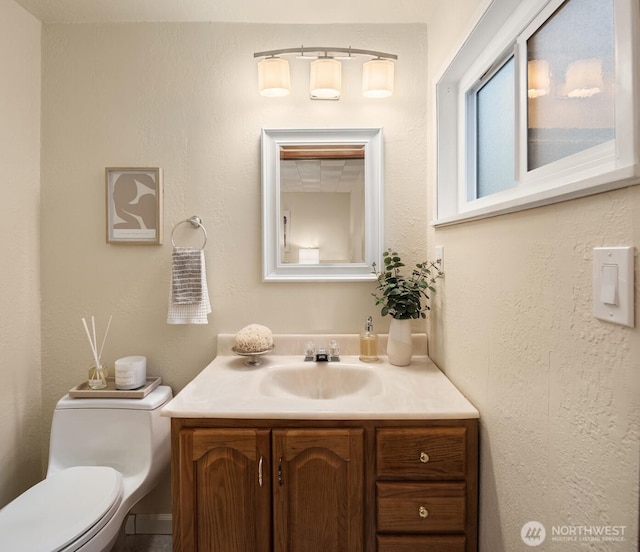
[261, 128, 384, 282]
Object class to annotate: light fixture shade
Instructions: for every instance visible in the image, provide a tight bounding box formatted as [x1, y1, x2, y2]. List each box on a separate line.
[310, 58, 341, 100]
[527, 59, 550, 98]
[258, 57, 290, 97]
[565, 58, 603, 98]
[362, 59, 394, 98]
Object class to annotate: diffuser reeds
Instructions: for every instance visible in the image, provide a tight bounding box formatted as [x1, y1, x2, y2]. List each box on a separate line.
[81, 315, 112, 388]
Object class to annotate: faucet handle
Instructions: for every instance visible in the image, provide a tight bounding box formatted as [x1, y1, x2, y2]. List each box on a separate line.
[304, 341, 316, 361]
[329, 340, 340, 358]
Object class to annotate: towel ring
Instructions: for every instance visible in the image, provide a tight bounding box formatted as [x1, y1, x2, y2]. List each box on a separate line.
[171, 216, 208, 249]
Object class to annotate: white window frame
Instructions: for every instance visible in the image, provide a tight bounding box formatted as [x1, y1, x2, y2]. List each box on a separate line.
[433, 0, 640, 226]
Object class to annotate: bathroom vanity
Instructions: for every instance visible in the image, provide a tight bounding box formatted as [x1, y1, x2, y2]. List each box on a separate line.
[163, 335, 479, 552]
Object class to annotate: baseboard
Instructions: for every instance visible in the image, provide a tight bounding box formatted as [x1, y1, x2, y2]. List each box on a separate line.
[125, 513, 173, 535]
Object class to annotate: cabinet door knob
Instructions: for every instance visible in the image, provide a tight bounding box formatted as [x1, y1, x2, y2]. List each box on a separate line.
[258, 456, 263, 487]
[419, 506, 429, 519]
[419, 452, 430, 463]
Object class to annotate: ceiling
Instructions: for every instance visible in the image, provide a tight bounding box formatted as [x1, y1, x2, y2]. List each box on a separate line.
[13, 0, 441, 24]
[281, 159, 364, 193]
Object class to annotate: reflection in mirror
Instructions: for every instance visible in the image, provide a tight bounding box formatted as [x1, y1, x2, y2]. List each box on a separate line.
[262, 128, 383, 282]
[280, 145, 365, 264]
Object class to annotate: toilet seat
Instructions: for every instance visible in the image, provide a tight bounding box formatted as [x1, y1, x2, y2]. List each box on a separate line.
[0, 466, 123, 552]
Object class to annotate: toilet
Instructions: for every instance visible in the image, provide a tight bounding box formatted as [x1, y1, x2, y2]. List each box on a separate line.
[0, 385, 172, 552]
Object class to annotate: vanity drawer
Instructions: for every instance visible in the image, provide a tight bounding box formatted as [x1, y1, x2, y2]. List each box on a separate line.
[376, 482, 465, 533]
[377, 534, 466, 552]
[376, 427, 466, 479]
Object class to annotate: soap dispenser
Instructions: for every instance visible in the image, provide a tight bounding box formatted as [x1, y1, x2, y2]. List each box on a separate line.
[359, 316, 379, 362]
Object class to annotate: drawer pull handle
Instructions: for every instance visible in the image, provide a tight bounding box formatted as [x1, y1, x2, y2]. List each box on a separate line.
[419, 506, 429, 519]
[419, 452, 430, 463]
[258, 456, 263, 487]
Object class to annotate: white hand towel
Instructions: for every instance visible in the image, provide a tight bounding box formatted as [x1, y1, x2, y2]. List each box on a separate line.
[171, 247, 203, 304]
[167, 247, 211, 324]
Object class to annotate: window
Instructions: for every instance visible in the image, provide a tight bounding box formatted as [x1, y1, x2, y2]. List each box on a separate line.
[524, 0, 615, 171]
[471, 55, 516, 199]
[435, 0, 639, 225]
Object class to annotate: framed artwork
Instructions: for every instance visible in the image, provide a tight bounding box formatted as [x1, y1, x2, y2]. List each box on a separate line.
[106, 167, 163, 244]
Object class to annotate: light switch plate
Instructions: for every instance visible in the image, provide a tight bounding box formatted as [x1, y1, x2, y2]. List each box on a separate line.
[593, 247, 634, 327]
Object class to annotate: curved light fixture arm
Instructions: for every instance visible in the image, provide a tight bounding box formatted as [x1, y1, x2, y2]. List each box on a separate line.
[253, 46, 398, 61]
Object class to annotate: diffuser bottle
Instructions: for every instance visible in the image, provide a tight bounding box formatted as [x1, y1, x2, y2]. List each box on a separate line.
[88, 361, 107, 390]
[359, 316, 379, 362]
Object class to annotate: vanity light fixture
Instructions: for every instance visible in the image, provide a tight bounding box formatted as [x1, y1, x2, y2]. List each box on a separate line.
[310, 57, 342, 100]
[362, 58, 395, 98]
[254, 46, 397, 100]
[258, 56, 291, 97]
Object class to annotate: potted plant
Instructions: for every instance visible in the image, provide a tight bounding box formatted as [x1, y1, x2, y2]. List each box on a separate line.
[372, 251, 441, 365]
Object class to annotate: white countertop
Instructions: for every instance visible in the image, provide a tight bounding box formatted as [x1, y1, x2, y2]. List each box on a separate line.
[162, 336, 478, 420]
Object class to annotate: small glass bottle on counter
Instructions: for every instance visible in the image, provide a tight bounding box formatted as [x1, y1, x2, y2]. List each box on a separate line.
[359, 316, 379, 362]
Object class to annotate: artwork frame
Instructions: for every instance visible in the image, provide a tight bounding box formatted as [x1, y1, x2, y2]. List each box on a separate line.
[105, 167, 163, 244]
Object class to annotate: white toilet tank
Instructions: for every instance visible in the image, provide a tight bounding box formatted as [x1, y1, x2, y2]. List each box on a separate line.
[0, 386, 173, 552]
[47, 386, 172, 479]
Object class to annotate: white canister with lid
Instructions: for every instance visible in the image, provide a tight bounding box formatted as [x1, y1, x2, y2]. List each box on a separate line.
[114, 355, 147, 389]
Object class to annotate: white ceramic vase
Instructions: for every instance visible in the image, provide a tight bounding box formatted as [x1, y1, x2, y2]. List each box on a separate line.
[387, 318, 413, 366]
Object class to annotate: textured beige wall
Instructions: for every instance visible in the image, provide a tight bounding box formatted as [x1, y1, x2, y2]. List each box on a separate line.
[40, 21, 428, 512]
[429, 191, 640, 550]
[40, 19, 429, 404]
[0, 0, 42, 507]
[426, 3, 640, 550]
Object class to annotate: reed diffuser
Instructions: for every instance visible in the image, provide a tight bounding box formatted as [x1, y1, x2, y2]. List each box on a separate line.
[81, 315, 112, 390]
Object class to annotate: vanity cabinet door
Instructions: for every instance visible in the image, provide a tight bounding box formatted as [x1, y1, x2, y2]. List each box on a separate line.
[176, 428, 272, 552]
[272, 428, 364, 552]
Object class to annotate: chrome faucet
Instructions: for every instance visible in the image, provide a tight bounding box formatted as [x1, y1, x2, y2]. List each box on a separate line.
[304, 340, 340, 362]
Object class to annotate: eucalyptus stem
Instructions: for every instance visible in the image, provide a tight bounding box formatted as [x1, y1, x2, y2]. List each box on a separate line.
[372, 251, 442, 320]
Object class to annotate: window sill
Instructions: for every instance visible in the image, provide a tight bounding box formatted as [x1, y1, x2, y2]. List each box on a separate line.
[432, 164, 640, 227]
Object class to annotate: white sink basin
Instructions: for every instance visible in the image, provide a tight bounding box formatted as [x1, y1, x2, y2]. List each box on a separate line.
[259, 363, 383, 400]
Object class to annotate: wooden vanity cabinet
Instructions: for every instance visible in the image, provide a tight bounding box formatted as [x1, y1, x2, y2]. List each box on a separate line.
[375, 427, 475, 552]
[173, 424, 364, 552]
[171, 419, 477, 552]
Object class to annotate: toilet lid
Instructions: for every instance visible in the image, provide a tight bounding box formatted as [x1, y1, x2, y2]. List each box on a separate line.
[0, 466, 123, 552]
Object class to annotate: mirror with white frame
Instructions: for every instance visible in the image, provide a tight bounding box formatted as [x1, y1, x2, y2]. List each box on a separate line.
[261, 128, 384, 281]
